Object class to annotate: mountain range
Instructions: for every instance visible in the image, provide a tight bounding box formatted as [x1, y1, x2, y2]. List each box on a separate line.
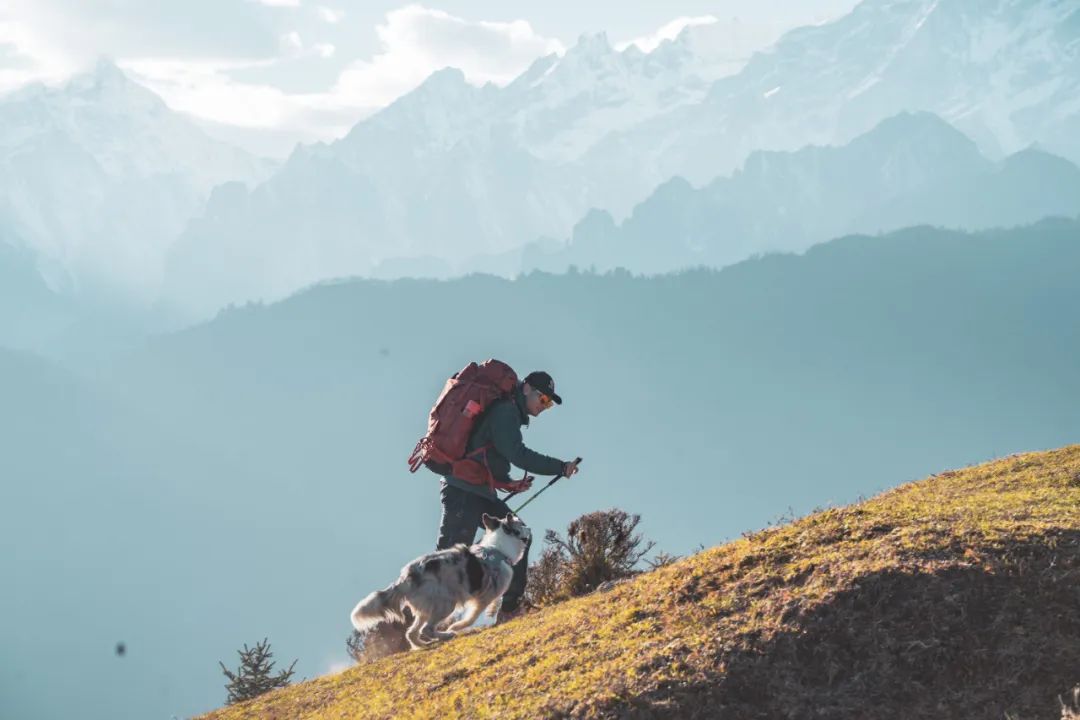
[2, 0, 1079, 322]
[159, 0, 1080, 315]
[587, 0, 1080, 193]
[520, 111, 1080, 274]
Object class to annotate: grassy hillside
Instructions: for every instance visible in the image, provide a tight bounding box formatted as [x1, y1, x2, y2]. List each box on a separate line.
[200, 445, 1080, 719]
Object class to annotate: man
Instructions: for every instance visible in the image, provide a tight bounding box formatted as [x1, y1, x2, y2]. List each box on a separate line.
[435, 370, 580, 624]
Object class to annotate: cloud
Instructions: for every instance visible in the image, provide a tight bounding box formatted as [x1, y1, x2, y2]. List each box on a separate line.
[252, 0, 302, 7]
[616, 15, 719, 53]
[0, 17, 81, 93]
[2, 3, 560, 152]
[0, 35, 34, 69]
[280, 31, 304, 56]
[123, 55, 366, 153]
[274, 30, 336, 61]
[123, 57, 296, 128]
[0, 0, 284, 89]
[330, 4, 563, 109]
[317, 6, 344, 24]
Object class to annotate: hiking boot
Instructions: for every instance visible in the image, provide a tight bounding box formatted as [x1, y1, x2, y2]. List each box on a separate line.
[495, 600, 534, 625]
[495, 606, 523, 625]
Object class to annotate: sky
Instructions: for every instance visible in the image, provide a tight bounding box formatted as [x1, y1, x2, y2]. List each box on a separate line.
[0, 0, 860, 156]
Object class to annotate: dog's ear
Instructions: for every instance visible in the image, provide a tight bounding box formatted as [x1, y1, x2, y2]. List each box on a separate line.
[481, 513, 500, 531]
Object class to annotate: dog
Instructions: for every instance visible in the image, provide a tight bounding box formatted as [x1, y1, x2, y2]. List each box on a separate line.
[350, 513, 531, 649]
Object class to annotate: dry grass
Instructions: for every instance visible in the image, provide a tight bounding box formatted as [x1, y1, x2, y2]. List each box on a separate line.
[200, 445, 1080, 719]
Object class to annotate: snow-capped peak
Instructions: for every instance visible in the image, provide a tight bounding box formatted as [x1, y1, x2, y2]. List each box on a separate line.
[0, 57, 272, 301]
[66, 57, 143, 94]
[414, 66, 470, 94]
[569, 31, 615, 57]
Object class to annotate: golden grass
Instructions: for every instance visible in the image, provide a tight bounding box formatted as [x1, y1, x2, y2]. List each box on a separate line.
[200, 445, 1080, 719]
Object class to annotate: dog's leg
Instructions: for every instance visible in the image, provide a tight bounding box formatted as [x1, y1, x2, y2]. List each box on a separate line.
[405, 611, 433, 649]
[445, 600, 484, 634]
[406, 596, 456, 646]
[424, 598, 458, 642]
[485, 597, 501, 619]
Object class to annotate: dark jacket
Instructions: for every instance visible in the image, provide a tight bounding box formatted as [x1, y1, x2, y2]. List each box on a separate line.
[444, 384, 565, 498]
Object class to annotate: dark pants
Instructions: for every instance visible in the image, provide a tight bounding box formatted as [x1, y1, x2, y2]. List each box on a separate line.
[436, 483, 531, 613]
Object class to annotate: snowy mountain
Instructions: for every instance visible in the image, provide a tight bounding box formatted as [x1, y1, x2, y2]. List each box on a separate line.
[0, 59, 273, 302]
[523, 111, 1080, 275]
[159, 30, 760, 316]
[160, 0, 1080, 317]
[501, 27, 755, 165]
[589, 0, 1080, 192]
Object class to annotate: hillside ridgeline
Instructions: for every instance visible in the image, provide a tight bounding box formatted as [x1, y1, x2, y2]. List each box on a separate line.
[201, 445, 1080, 719]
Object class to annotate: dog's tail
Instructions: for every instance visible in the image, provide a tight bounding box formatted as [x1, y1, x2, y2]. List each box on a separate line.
[350, 577, 410, 632]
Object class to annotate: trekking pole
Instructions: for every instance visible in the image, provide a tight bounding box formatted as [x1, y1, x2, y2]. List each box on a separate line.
[511, 457, 582, 515]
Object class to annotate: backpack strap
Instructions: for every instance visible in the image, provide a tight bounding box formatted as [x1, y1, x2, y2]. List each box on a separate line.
[450, 445, 498, 491]
[452, 446, 527, 493]
[408, 436, 454, 473]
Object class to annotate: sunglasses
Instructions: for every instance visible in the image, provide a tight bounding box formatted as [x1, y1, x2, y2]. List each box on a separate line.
[536, 392, 554, 409]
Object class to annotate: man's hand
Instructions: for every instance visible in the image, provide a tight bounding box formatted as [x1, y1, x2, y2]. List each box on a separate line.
[563, 459, 581, 478]
[504, 475, 534, 493]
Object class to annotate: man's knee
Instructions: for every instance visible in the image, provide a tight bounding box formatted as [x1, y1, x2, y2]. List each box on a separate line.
[437, 511, 475, 548]
[437, 524, 475, 549]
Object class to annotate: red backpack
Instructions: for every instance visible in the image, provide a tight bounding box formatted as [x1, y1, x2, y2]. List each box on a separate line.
[407, 359, 518, 488]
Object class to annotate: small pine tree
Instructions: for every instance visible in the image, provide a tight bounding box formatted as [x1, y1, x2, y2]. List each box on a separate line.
[219, 638, 296, 705]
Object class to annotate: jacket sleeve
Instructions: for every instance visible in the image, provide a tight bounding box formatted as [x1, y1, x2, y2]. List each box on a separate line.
[489, 404, 565, 476]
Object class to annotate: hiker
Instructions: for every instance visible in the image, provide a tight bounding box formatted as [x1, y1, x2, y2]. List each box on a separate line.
[408, 363, 580, 623]
[416, 368, 579, 624]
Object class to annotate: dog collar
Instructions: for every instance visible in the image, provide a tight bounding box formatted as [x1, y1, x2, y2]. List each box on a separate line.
[473, 544, 512, 566]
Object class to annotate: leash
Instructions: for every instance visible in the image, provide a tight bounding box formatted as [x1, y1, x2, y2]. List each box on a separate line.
[509, 457, 582, 515]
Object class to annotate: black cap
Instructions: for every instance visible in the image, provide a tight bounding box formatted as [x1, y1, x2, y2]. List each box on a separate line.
[523, 371, 562, 405]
